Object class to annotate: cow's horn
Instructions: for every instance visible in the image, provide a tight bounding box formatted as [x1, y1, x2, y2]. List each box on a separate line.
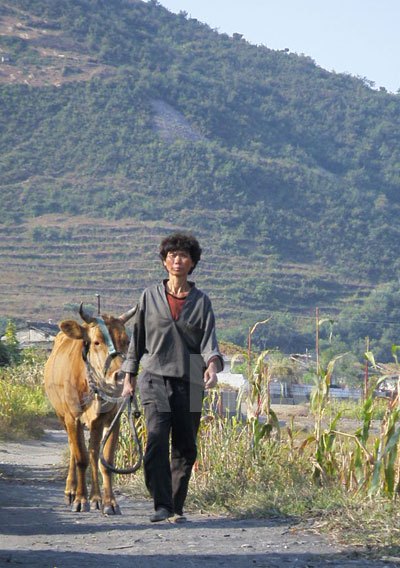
[119, 305, 138, 324]
[79, 302, 96, 324]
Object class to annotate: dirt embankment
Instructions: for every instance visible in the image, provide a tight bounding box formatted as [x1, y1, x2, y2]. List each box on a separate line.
[0, 430, 394, 568]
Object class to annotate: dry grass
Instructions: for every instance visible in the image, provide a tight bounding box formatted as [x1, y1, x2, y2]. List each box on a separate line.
[0, 353, 53, 439]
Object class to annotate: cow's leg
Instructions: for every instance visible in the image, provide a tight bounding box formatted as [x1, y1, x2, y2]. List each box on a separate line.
[64, 450, 77, 506]
[65, 417, 90, 512]
[99, 417, 121, 515]
[58, 417, 77, 505]
[88, 422, 103, 511]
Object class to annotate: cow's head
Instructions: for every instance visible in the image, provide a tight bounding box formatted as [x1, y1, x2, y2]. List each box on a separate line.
[60, 304, 136, 387]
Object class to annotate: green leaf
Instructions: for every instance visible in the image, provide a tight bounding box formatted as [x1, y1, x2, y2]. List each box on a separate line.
[365, 351, 376, 367]
[368, 457, 383, 497]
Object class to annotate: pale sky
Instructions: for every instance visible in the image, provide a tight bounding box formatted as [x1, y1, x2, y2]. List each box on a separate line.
[156, 0, 400, 93]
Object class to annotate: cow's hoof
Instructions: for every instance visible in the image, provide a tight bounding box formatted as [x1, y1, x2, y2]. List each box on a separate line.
[65, 493, 75, 506]
[90, 500, 101, 511]
[103, 504, 122, 516]
[71, 500, 90, 513]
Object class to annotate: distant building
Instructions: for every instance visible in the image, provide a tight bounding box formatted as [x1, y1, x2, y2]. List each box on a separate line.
[1, 320, 59, 350]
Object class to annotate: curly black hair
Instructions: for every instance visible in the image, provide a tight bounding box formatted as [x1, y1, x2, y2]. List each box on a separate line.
[159, 233, 202, 274]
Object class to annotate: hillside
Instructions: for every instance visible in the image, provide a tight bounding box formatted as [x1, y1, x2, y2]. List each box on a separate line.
[1, 0, 400, 356]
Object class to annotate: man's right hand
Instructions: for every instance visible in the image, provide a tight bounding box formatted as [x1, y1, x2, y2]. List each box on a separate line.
[122, 372, 137, 397]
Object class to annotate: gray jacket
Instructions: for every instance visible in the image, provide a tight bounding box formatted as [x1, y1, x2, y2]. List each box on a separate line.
[121, 281, 223, 384]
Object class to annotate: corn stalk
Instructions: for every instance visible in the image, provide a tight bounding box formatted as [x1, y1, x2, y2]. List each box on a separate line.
[346, 348, 400, 497]
[300, 353, 346, 483]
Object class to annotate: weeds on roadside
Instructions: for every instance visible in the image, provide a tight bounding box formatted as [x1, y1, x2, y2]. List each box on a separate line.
[114, 408, 146, 482]
[326, 398, 387, 421]
[0, 350, 52, 439]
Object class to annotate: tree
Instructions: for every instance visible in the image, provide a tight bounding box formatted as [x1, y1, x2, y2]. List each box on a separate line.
[0, 341, 11, 366]
[4, 320, 20, 364]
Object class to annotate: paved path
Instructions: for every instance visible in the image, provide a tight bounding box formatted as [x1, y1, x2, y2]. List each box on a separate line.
[0, 431, 394, 567]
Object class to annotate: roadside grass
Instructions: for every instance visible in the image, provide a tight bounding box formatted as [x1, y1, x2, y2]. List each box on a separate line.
[0, 351, 53, 439]
[326, 398, 388, 421]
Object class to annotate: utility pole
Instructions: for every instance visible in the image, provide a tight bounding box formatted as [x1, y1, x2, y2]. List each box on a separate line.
[95, 293, 101, 316]
[247, 326, 252, 384]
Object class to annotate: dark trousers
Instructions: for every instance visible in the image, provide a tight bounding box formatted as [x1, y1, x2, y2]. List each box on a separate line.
[140, 375, 202, 514]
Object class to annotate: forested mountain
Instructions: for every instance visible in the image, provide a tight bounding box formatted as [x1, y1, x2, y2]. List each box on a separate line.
[1, 0, 400, 360]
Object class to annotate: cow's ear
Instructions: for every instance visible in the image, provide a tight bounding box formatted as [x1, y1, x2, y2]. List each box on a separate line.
[60, 320, 87, 340]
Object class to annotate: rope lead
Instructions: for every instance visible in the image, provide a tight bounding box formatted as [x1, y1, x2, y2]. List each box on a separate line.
[99, 395, 143, 475]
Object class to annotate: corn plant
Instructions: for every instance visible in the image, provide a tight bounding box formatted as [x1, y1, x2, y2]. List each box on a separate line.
[321, 349, 400, 497]
[350, 395, 375, 491]
[299, 354, 346, 483]
[232, 326, 280, 448]
[361, 348, 400, 497]
[246, 350, 280, 449]
[368, 397, 400, 496]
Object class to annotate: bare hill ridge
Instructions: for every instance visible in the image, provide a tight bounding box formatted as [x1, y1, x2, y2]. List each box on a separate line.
[0, 7, 115, 85]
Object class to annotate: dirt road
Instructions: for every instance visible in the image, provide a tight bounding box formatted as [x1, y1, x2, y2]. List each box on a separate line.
[0, 430, 395, 567]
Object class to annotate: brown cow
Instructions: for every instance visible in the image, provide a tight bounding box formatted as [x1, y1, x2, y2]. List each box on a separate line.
[44, 304, 136, 514]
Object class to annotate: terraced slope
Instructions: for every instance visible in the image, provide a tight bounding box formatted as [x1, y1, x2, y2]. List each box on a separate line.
[0, 214, 370, 347]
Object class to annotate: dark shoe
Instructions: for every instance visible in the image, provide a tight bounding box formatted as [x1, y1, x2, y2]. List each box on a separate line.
[150, 507, 172, 523]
